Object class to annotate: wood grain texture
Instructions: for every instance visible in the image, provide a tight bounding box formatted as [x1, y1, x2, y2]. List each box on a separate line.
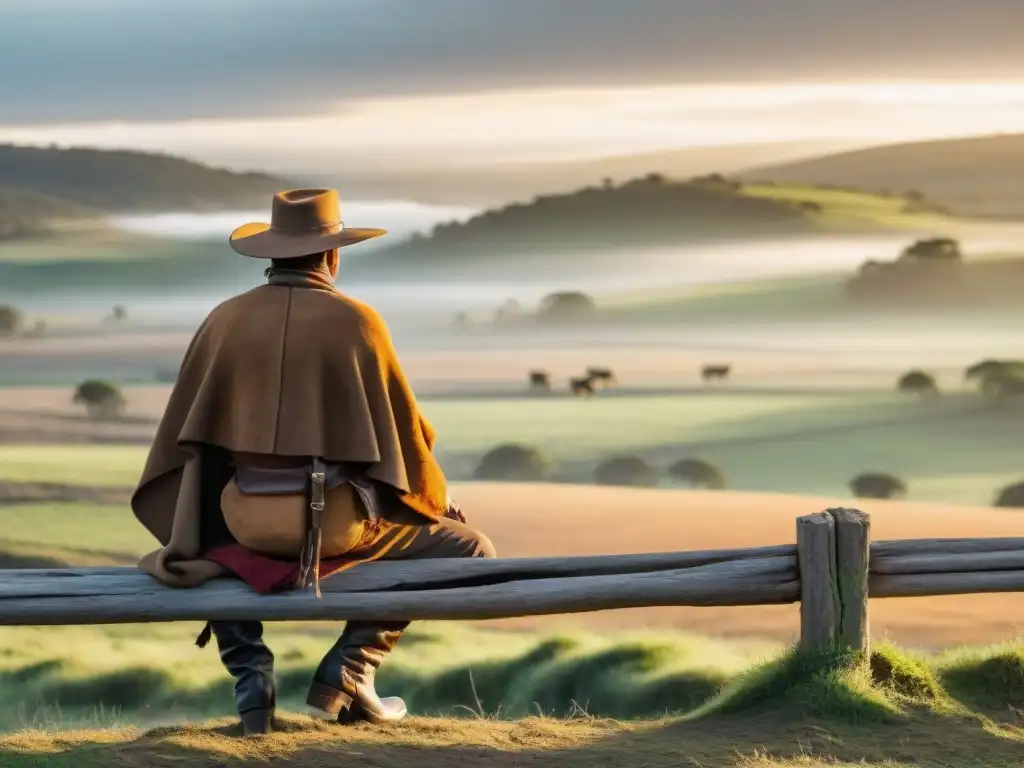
[797, 511, 839, 650]
[0, 545, 797, 599]
[871, 537, 1024, 558]
[871, 550, 1024, 575]
[870, 570, 1024, 598]
[0, 556, 799, 625]
[830, 507, 870, 655]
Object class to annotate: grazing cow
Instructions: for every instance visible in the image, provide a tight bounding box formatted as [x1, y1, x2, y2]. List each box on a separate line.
[701, 364, 731, 383]
[528, 370, 551, 392]
[585, 367, 616, 387]
[569, 376, 595, 397]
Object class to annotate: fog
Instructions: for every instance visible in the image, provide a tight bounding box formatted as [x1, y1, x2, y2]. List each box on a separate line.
[109, 200, 479, 242]
[11, 204, 1024, 358]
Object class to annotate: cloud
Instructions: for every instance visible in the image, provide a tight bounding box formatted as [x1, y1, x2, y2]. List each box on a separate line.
[2, 0, 1024, 123]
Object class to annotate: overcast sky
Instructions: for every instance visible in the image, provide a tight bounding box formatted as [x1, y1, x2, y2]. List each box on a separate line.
[3, 0, 1024, 124]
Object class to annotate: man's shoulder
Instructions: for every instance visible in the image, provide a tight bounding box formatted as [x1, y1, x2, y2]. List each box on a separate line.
[201, 285, 387, 333]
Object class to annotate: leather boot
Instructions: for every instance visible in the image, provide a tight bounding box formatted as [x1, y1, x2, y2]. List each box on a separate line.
[210, 620, 277, 735]
[306, 620, 408, 724]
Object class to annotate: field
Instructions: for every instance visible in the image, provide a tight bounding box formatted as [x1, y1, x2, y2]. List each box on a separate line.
[3, 381, 1023, 508]
[0, 626, 1020, 766]
[1, 318, 1022, 766]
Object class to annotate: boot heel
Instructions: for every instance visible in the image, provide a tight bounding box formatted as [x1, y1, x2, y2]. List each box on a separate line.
[240, 708, 273, 736]
[307, 680, 353, 717]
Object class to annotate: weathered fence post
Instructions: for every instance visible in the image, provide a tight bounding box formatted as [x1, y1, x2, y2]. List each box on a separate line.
[796, 511, 839, 650]
[830, 507, 870, 657]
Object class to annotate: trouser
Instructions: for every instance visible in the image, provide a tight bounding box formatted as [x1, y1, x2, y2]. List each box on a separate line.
[210, 508, 496, 715]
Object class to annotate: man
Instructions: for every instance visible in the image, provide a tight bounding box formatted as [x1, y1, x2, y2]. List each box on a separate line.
[130, 189, 496, 736]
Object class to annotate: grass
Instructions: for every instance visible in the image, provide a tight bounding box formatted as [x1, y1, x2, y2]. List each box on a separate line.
[0, 627, 1019, 767]
[2, 388, 1021, 507]
[743, 183, 966, 234]
[0, 504, 152, 559]
[0, 445, 144, 486]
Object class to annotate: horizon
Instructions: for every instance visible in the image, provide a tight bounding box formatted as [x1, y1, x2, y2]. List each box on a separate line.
[6, 81, 1024, 176]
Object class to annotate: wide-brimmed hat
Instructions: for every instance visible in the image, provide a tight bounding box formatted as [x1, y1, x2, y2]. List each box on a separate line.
[229, 188, 387, 259]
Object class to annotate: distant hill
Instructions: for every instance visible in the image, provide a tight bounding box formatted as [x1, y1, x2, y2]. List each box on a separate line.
[0, 144, 292, 240]
[741, 134, 1024, 218]
[309, 139, 860, 206]
[0, 187, 101, 239]
[345, 173, 966, 277]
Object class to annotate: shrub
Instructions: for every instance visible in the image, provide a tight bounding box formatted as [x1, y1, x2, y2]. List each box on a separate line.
[896, 369, 938, 397]
[473, 444, 552, 481]
[667, 458, 725, 489]
[0, 304, 23, 336]
[848, 472, 906, 500]
[537, 291, 596, 322]
[993, 481, 1024, 508]
[594, 456, 659, 487]
[72, 379, 125, 421]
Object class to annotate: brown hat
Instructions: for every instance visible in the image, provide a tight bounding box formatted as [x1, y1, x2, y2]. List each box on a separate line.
[229, 188, 387, 259]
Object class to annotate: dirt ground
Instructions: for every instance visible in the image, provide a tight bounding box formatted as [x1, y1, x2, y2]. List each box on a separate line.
[452, 482, 1024, 648]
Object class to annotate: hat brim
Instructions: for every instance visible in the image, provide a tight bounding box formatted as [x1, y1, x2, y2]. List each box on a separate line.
[228, 222, 387, 259]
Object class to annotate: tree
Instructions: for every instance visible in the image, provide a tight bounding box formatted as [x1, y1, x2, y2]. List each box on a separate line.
[594, 456, 659, 487]
[473, 444, 552, 481]
[537, 291, 596, 323]
[111, 304, 128, 321]
[493, 299, 521, 326]
[993, 481, 1024, 508]
[0, 305, 23, 336]
[667, 458, 725, 490]
[964, 358, 1009, 384]
[72, 379, 126, 420]
[897, 370, 939, 398]
[848, 472, 907, 500]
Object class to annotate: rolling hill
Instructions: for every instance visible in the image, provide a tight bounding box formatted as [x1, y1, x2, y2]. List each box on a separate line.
[742, 133, 1024, 218]
[0, 144, 293, 240]
[344, 173, 967, 278]
[312, 139, 861, 206]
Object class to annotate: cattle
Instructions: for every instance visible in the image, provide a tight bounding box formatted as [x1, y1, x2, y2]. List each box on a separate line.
[569, 376, 595, 397]
[528, 370, 551, 392]
[585, 367, 616, 387]
[701, 364, 731, 383]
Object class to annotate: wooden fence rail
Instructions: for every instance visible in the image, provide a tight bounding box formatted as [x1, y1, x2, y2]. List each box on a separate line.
[0, 507, 1021, 656]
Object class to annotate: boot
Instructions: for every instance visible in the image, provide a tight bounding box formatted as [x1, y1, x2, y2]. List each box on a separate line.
[210, 620, 277, 735]
[306, 620, 408, 724]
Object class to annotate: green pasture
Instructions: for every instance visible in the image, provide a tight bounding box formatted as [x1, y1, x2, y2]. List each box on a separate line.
[743, 182, 972, 233]
[0, 504, 151, 560]
[0, 445, 144, 487]
[598, 272, 848, 322]
[0, 390, 1020, 508]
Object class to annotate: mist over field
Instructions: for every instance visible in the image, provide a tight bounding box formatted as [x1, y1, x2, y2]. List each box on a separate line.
[3, 5, 1024, 764]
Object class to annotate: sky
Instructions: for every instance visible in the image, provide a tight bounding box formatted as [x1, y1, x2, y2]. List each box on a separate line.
[4, 0, 1024, 171]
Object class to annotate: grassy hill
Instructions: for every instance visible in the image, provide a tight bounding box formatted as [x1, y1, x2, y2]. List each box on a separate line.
[742, 133, 1024, 218]
[346, 175, 968, 278]
[0, 625, 1019, 766]
[0, 144, 292, 240]
[0, 187, 102, 239]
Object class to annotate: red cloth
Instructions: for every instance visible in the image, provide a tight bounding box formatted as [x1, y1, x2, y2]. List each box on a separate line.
[203, 544, 353, 594]
[202, 504, 466, 594]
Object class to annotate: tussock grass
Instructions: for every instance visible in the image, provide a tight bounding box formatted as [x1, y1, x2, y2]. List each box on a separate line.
[0, 625, 1021, 767]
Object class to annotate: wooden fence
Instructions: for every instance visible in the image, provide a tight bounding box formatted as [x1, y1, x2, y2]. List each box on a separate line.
[1, 507, 1021, 654]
